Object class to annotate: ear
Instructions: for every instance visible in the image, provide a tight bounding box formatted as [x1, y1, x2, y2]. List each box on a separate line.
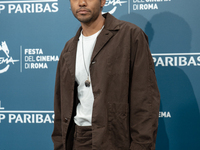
[100, 0, 106, 8]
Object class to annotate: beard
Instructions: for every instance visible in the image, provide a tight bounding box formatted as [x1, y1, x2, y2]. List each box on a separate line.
[72, 7, 101, 24]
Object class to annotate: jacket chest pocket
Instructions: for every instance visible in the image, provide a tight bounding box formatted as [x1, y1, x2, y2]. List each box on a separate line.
[108, 102, 130, 149]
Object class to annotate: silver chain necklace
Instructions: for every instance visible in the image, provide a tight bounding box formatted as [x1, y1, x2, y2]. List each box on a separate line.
[81, 27, 104, 87]
[81, 33, 92, 87]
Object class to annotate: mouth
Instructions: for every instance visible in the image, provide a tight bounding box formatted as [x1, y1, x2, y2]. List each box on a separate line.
[76, 8, 90, 15]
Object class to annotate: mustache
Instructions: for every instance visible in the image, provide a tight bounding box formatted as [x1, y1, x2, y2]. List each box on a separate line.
[76, 8, 91, 13]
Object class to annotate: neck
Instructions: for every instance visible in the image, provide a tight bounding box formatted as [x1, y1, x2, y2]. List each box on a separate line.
[81, 14, 105, 36]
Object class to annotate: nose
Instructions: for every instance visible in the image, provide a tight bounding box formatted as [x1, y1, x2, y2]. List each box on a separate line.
[78, 0, 87, 7]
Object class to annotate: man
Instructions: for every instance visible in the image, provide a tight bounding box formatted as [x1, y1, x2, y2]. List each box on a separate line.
[52, 0, 160, 149]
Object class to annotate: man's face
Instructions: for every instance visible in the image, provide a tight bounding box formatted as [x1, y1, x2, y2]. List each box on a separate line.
[70, 0, 105, 24]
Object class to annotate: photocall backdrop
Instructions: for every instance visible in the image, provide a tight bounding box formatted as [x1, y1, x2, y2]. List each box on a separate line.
[0, 0, 200, 149]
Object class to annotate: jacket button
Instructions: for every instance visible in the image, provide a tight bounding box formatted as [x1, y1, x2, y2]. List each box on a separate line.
[91, 61, 96, 64]
[64, 118, 68, 123]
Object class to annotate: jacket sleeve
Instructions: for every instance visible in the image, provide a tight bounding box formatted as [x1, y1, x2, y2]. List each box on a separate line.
[129, 30, 160, 150]
[52, 57, 64, 150]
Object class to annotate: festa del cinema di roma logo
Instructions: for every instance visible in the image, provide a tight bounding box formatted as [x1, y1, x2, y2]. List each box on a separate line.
[103, 0, 127, 14]
[0, 41, 19, 74]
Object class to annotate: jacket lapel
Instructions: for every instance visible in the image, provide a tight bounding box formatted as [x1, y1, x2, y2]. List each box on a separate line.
[63, 28, 81, 81]
[91, 13, 120, 62]
[91, 29, 113, 62]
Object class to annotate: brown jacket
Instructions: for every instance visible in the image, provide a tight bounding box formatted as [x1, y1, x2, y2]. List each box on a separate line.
[52, 13, 160, 150]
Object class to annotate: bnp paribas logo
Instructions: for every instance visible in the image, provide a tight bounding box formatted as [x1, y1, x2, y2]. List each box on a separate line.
[0, 0, 59, 14]
[0, 41, 19, 74]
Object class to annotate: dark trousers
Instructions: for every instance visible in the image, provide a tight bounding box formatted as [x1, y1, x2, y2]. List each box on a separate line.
[73, 125, 92, 150]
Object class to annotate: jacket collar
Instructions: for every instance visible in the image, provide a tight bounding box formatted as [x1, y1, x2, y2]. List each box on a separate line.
[103, 13, 121, 31]
[71, 13, 121, 44]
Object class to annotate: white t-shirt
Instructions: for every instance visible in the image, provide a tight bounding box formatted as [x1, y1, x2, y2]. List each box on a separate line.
[74, 29, 103, 126]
